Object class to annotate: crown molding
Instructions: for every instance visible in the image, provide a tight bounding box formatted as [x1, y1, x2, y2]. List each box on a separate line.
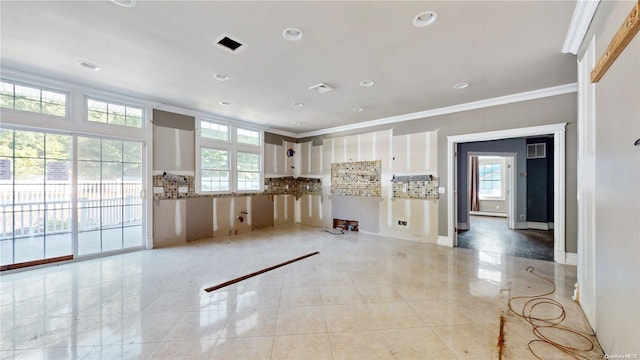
[562, 0, 601, 54]
[296, 83, 577, 138]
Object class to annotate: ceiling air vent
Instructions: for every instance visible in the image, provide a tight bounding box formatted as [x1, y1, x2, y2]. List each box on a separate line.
[214, 34, 246, 54]
[308, 82, 335, 94]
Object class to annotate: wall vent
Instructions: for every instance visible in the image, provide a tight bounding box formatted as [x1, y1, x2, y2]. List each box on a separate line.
[527, 143, 546, 159]
[214, 34, 246, 54]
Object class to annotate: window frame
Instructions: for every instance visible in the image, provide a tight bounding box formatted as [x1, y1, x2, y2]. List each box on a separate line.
[196, 118, 263, 194]
[477, 156, 505, 200]
[0, 79, 69, 119]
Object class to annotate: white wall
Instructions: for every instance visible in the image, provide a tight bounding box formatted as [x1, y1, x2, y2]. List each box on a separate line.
[578, 1, 640, 354]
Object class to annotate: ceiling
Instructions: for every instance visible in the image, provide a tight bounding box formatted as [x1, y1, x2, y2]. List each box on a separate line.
[0, 1, 578, 135]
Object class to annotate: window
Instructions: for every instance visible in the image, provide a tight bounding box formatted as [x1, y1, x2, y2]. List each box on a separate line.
[237, 128, 260, 145]
[197, 120, 262, 193]
[200, 148, 229, 191]
[478, 160, 502, 198]
[201, 121, 229, 141]
[87, 98, 143, 128]
[0, 80, 66, 117]
[237, 152, 260, 190]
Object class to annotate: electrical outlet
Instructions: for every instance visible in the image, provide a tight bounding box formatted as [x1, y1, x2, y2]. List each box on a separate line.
[398, 220, 408, 226]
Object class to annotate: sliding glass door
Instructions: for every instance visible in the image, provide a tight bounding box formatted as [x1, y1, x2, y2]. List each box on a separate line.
[0, 128, 145, 269]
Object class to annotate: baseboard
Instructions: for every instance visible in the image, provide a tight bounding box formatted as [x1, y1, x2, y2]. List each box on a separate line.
[470, 211, 507, 218]
[457, 222, 469, 231]
[515, 222, 528, 230]
[565, 252, 577, 266]
[438, 236, 453, 247]
[527, 222, 549, 230]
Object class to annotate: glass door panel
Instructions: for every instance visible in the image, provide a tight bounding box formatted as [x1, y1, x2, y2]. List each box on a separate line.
[77, 137, 143, 256]
[0, 129, 73, 267]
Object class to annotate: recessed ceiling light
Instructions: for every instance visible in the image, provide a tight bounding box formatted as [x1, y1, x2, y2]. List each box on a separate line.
[110, 0, 135, 7]
[353, 107, 364, 112]
[292, 102, 304, 108]
[360, 80, 375, 87]
[413, 10, 438, 28]
[282, 27, 303, 41]
[453, 82, 469, 89]
[219, 101, 231, 106]
[295, 122, 303, 126]
[79, 61, 100, 71]
[213, 73, 229, 81]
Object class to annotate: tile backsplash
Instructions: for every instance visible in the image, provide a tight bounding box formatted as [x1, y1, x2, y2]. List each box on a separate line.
[391, 175, 439, 200]
[264, 176, 322, 199]
[153, 173, 322, 200]
[331, 160, 381, 197]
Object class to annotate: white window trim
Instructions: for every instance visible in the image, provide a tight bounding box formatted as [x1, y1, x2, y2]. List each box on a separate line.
[196, 119, 263, 194]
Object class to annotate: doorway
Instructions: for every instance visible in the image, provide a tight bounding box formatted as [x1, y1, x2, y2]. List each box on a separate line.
[456, 148, 555, 261]
[446, 123, 567, 264]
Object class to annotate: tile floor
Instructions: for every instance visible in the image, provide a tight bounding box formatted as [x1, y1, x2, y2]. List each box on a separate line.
[0, 225, 602, 359]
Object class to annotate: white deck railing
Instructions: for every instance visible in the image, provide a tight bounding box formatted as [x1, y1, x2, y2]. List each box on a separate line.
[1, 182, 142, 240]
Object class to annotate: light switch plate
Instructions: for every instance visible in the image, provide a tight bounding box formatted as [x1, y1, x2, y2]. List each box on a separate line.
[153, 186, 164, 194]
[438, 187, 445, 194]
[178, 186, 188, 193]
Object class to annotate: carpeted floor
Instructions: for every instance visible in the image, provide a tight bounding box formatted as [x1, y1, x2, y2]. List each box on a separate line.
[457, 215, 554, 261]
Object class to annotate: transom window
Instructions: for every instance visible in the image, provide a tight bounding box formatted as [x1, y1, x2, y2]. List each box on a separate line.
[87, 98, 143, 128]
[197, 120, 262, 193]
[237, 128, 260, 145]
[201, 121, 229, 141]
[0, 80, 66, 117]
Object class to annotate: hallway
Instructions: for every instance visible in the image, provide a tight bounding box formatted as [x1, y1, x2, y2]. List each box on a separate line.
[457, 215, 554, 261]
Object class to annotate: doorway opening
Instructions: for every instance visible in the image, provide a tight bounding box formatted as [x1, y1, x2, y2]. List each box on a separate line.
[446, 123, 567, 264]
[456, 147, 555, 261]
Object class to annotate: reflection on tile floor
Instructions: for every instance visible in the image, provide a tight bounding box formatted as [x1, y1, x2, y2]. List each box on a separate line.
[0, 225, 602, 359]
